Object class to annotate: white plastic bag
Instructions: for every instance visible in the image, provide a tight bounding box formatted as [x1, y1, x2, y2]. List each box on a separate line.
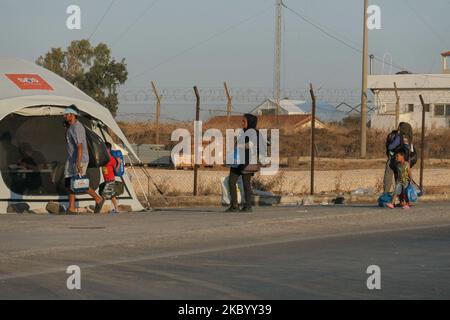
[221, 176, 245, 205]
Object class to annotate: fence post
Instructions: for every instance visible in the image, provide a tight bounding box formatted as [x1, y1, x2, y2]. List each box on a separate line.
[419, 94, 426, 189]
[193, 86, 200, 196]
[394, 82, 400, 128]
[309, 83, 316, 196]
[224, 82, 233, 128]
[151, 81, 162, 145]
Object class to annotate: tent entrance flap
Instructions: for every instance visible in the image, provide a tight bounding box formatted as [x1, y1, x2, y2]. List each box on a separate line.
[0, 114, 100, 196]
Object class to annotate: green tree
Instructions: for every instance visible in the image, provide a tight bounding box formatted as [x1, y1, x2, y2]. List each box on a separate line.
[36, 39, 127, 117]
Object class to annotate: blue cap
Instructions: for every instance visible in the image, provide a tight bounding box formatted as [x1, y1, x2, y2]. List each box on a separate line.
[63, 107, 79, 115]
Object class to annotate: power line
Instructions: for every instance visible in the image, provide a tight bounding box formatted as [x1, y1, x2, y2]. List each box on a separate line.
[111, 0, 160, 48]
[88, 0, 117, 41]
[129, 3, 275, 81]
[402, 0, 450, 49]
[282, 3, 410, 72]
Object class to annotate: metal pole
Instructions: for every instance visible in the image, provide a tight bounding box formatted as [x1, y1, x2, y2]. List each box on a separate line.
[151, 81, 161, 145]
[360, 0, 369, 158]
[274, 0, 282, 124]
[224, 82, 232, 128]
[369, 54, 374, 75]
[419, 95, 426, 189]
[309, 83, 316, 196]
[193, 86, 200, 196]
[394, 82, 400, 128]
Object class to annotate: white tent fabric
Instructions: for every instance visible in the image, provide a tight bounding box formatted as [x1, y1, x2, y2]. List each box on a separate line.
[0, 57, 144, 212]
[0, 57, 140, 162]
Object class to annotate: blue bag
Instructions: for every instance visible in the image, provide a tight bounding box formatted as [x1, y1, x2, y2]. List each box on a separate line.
[230, 146, 241, 169]
[406, 183, 422, 203]
[378, 193, 392, 207]
[111, 150, 125, 177]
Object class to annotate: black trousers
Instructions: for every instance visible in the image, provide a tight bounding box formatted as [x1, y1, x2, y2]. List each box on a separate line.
[228, 168, 252, 208]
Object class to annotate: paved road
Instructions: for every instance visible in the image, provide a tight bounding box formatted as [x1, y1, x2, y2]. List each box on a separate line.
[0, 203, 449, 299]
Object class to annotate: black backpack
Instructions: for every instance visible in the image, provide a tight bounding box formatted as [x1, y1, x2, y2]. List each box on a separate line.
[84, 125, 110, 168]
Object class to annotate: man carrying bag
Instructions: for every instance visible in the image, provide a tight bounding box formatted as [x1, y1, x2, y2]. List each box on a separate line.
[63, 105, 105, 214]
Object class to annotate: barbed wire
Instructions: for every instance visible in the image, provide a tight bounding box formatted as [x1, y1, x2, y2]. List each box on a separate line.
[118, 87, 364, 105]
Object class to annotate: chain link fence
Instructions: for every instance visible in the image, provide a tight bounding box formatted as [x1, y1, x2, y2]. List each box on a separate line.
[120, 88, 450, 206]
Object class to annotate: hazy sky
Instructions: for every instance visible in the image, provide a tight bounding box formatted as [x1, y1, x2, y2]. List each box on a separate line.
[1, 0, 449, 118]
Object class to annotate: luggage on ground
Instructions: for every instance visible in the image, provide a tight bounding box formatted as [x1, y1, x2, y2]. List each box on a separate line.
[378, 193, 393, 207]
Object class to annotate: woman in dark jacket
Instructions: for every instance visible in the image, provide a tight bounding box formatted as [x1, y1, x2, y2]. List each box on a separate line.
[226, 113, 258, 213]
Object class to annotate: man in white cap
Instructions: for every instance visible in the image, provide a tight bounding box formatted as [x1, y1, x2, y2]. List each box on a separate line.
[63, 105, 104, 213]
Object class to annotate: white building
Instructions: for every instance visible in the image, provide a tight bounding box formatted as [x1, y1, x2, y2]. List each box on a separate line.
[250, 99, 306, 115]
[369, 51, 450, 131]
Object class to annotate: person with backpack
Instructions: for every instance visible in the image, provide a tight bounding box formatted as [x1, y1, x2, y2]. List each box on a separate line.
[100, 142, 120, 213]
[384, 122, 417, 193]
[63, 105, 104, 214]
[226, 114, 260, 213]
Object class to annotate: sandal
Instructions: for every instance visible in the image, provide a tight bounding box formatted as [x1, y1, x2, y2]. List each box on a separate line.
[94, 197, 105, 213]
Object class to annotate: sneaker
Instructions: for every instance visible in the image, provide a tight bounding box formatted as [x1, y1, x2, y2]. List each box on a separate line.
[240, 206, 253, 213]
[386, 203, 395, 209]
[402, 205, 410, 209]
[225, 206, 240, 213]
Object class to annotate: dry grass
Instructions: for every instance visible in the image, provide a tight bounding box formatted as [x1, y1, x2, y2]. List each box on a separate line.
[118, 117, 450, 159]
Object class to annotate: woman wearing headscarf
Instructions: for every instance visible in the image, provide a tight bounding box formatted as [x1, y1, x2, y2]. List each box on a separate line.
[226, 113, 259, 213]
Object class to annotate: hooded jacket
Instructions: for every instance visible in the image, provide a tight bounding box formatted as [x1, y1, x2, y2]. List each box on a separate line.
[232, 114, 259, 172]
[244, 114, 258, 132]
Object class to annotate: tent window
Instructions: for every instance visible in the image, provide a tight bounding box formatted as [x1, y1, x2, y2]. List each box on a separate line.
[0, 114, 100, 196]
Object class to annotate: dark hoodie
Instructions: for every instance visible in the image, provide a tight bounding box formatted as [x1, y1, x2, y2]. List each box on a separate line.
[244, 113, 258, 132]
[232, 114, 259, 172]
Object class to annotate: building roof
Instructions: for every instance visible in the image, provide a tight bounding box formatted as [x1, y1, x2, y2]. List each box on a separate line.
[368, 74, 450, 90]
[250, 99, 306, 114]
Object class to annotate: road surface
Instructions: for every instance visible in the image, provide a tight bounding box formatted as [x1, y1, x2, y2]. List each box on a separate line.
[0, 203, 449, 299]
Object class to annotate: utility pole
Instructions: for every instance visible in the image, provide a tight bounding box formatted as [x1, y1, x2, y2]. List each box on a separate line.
[274, 0, 283, 124]
[394, 82, 400, 128]
[224, 82, 233, 128]
[360, 0, 369, 158]
[151, 81, 162, 145]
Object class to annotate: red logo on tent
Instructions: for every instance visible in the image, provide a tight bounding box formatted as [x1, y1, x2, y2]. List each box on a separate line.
[5, 74, 53, 91]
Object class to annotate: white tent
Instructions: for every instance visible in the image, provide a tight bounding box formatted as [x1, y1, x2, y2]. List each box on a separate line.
[0, 57, 144, 213]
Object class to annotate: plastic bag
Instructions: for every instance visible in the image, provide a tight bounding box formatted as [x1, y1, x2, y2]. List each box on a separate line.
[221, 176, 245, 205]
[378, 193, 392, 207]
[406, 183, 423, 203]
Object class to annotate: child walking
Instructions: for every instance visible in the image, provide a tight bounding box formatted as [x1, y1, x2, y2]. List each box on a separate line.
[101, 142, 119, 213]
[387, 149, 413, 209]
